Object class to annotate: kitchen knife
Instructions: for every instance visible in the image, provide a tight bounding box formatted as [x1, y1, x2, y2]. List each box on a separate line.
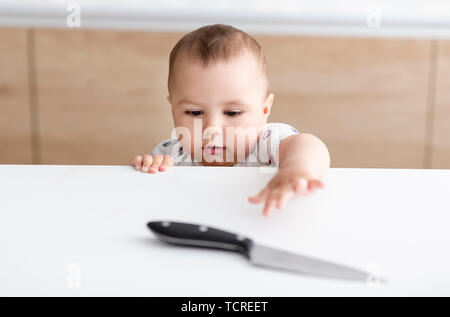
[147, 220, 385, 283]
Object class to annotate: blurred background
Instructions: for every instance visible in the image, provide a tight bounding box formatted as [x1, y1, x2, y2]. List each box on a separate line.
[0, 0, 449, 168]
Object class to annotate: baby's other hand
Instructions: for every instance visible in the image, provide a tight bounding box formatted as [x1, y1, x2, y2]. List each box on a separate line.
[131, 154, 174, 173]
[248, 167, 325, 217]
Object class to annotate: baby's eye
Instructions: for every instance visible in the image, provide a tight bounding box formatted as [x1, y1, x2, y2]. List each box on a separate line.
[185, 110, 204, 116]
[224, 111, 241, 117]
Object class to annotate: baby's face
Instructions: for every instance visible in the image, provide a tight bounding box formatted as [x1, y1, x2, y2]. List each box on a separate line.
[168, 50, 273, 166]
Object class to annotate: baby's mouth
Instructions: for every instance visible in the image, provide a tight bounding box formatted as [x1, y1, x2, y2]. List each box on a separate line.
[202, 145, 225, 155]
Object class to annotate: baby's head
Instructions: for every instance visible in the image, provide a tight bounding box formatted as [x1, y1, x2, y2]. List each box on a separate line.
[167, 24, 273, 166]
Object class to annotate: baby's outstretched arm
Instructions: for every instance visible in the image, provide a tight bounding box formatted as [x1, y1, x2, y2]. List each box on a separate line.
[248, 133, 330, 216]
[131, 154, 174, 173]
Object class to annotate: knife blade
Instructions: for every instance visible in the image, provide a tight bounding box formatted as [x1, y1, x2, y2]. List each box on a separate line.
[147, 220, 385, 283]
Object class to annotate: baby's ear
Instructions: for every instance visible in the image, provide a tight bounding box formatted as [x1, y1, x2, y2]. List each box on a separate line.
[263, 93, 274, 117]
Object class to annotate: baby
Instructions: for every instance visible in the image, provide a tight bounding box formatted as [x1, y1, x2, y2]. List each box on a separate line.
[131, 24, 330, 216]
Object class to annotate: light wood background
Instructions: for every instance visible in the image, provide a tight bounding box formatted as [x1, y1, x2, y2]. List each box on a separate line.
[0, 27, 448, 168]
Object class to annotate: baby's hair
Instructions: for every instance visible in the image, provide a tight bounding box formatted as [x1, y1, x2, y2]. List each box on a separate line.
[168, 24, 268, 93]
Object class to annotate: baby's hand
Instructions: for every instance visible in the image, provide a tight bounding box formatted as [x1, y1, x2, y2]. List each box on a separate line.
[131, 154, 174, 173]
[248, 167, 325, 217]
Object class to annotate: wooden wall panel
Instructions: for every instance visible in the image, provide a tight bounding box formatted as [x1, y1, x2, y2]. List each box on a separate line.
[255, 35, 431, 168]
[35, 29, 181, 165]
[0, 28, 32, 164]
[432, 40, 450, 168]
[33, 28, 433, 168]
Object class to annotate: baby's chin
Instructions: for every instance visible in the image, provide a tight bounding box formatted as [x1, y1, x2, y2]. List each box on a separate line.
[199, 154, 238, 166]
[196, 150, 239, 166]
[200, 160, 237, 167]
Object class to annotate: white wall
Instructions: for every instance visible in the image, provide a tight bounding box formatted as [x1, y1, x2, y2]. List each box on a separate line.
[1, 0, 450, 38]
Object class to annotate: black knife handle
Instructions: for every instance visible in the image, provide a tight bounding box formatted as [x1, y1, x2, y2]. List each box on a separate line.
[147, 221, 254, 257]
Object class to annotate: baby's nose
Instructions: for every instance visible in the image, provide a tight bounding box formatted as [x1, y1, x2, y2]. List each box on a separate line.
[203, 126, 223, 141]
[203, 115, 223, 129]
[203, 116, 224, 133]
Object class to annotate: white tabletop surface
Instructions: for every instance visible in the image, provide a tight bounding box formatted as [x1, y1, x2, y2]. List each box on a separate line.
[1, 164, 450, 296]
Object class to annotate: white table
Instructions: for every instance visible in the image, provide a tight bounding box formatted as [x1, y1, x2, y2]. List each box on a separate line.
[1, 164, 449, 296]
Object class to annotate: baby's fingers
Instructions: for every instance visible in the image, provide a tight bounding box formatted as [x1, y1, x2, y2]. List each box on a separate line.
[293, 178, 308, 193]
[248, 187, 269, 204]
[149, 154, 164, 173]
[263, 192, 278, 217]
[131, 155, 143, 170]
[276, 189, 295, 210]
[308, 179, 325, 190]
[159, 155, 174, 172]
[141, 154, 153, 172]
[292, 178, 324, 197]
